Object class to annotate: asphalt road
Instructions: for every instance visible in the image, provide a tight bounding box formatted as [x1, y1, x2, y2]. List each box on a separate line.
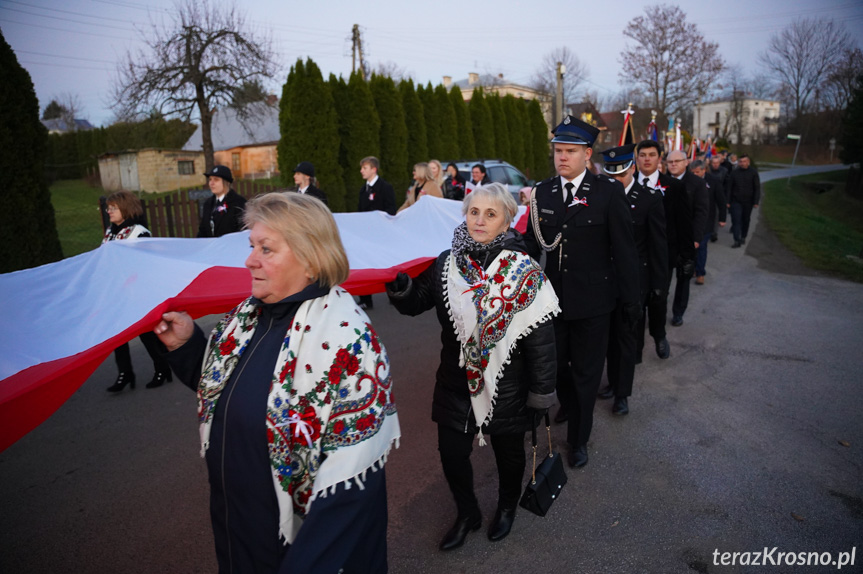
[1, 164, 861, 573]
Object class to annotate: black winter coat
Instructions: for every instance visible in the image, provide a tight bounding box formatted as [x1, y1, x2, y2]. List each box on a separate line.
[197, 189, 247, 238]
[388, 232, 557, 435]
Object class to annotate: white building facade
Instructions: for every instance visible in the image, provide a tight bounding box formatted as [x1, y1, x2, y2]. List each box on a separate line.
[693, 98, 781, 145]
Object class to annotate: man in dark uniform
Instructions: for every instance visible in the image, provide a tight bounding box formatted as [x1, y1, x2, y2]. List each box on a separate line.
[692, 159, 726, 284]
[357, 156, 396, 310]
[597, 144, 668, 416]
[292, 161, 328, 205]
[666, 150, 708, 327]
[634, 140, 694, 358]
[197, 165, 247, 238]
[524, 116, 640, 468]
[708, 155, 730, 242]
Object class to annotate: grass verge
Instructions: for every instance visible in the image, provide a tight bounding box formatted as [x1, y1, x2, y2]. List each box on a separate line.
[761, 169, 863, 283]
[50, 180, 107, 257]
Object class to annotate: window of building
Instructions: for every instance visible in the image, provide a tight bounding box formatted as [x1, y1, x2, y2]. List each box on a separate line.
[178, 160, 195, 175]
[232, 153, 241, 173]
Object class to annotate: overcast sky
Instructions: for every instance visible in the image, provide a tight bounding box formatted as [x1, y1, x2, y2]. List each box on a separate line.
[3, 0, 861, 127]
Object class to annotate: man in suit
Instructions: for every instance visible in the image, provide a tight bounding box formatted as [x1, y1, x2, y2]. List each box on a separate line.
[196, 165, 246, 238]
[292, 161, 328, 205]
[357, 156, 396, 310]
[597, 144, 668, 416]
[708, 155, 730, 242]
[635, 140, 694, 358]
[666, 150, 708, 326]
[525, 116, 640, 468]
[727, 154, 761, 248]
[692, 159, 726, 284]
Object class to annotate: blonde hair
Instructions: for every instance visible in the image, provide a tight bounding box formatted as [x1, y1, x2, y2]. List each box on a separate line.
[243, 193, 350, 288]
[413, 162, 431, 183]
[462, 182, 518, 225]
[106, 190, 143, 220]
[428, 159, 445, 187]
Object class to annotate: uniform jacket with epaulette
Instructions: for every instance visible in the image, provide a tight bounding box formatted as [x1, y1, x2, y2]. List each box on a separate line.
[623, 179, 668, 301]
[524, 170, 640, 321]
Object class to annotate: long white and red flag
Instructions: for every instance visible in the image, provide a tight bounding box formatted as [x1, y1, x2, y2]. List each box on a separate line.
[0, 197, 527, 452]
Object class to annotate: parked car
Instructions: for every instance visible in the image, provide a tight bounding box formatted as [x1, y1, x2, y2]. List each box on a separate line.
[444, 159, 535, 204]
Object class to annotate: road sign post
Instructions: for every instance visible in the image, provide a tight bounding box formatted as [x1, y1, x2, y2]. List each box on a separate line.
[787, 134, 801, 167]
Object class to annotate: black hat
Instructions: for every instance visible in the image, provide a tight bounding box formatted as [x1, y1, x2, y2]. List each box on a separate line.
[551, 115, 600, 146]
[293, 161, 315, 177]
[204, 164, 233, 183]
[600, 144, 636, 175]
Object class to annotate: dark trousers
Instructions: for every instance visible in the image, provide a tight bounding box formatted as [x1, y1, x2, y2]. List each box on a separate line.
[554, 314, 610, 447]
[113, 332, 170, 375]
[671, 267, 691, 319]
[730, 202, 754, 242]
[695, 232, 712, 277]
[358, 294, 373, 308]
[437, 425, 525, 514]
[606, 304, 638, 397]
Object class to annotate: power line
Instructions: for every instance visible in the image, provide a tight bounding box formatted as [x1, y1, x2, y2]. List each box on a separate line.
[0, 5, 135, 32]
[0, 17, 132, 41]
[16, 49, 116, 65]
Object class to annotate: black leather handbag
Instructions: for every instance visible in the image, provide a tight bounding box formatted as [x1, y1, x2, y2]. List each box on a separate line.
[519, 413, 567, 517]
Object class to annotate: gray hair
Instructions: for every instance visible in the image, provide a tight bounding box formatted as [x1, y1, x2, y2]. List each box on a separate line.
[690, 159, 705, 170]
[462, 182, 518, 225]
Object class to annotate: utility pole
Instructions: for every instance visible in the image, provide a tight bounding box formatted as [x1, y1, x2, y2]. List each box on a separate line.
[555, 61, 565, 126]
[351, 24, 367, 81]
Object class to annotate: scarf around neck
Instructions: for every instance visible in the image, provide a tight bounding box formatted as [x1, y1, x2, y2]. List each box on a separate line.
[443, 238, 560, 438]
[197, 286, 400, 543]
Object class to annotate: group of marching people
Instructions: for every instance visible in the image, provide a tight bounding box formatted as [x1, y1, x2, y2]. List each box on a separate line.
[101, 111, 759, 572]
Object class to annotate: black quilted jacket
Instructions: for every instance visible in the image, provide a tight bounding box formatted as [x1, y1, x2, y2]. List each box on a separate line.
[388, 232, 557, 435]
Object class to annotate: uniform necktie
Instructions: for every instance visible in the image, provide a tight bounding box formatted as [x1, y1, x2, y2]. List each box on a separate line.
[564, 182, 574, 206]
[642, 177, 650, 189]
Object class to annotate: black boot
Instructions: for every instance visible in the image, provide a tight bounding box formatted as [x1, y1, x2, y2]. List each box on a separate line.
[146, 370, 173, 389]
[439, 510, 481, 551]
[487, 507, 516, 541]
[107, 372, 135, 393]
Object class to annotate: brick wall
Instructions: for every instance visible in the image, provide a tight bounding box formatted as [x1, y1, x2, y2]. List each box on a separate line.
[137, 149, 206, 193]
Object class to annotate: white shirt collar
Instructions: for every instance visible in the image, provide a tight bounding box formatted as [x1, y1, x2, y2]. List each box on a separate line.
[367, 175, 379, 187]
[637, 170, 660, 188]
[298, 185, 308, 194]
[673, 172, 685, 180]
[559, 170, 587, 192]
[624, 179, 635, 194]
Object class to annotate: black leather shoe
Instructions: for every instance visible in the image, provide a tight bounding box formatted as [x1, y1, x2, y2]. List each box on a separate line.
[439, 511, 481, 551]
[741, 238, 746, 245]
[553, 406, 568, 424]
[732, 241, 741, 248]
[671, 315, 683, 327]
[488, 508, 516, 542]
[107, 372, 135, 393]
[567, 444, 588, 468]
[612, 396, 629, 415]
[597, 385, 614, 400]
[655, 337, 670, 359]
[146, 370, 173, 389]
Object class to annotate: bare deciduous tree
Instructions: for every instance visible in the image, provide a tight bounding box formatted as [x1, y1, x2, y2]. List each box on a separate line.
[43, 92, 84, 130]
[531, 46, 589, 105]
[374, 61, 410, 83]
[618, 4, 724, 118]
[111, 0, 278, 170]
[825, 47, 863, 112]
[758, 17, 853, 122]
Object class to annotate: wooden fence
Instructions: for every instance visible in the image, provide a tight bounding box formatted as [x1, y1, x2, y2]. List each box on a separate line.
[101, 180, 283, 238]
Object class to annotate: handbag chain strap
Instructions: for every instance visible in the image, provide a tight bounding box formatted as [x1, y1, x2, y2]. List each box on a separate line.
[529, 412, 554, 485]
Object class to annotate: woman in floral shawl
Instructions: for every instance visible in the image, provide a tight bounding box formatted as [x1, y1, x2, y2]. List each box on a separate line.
[386, 183, 558, 550]
[154, 193, 400, 573]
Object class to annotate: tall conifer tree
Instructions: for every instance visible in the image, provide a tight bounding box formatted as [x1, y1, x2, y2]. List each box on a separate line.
[399, 79, 428, 180]
[487, 93, 511, 162]
[0, 31, 63, 271]
[527, 99, 551, 180]
[341, 72, 381, 211]
[278, 58, 345, 210]
[435, 84, 459, 161]
[370, 75, 409, 200]
[502, 95, 526, 172]
[419, 82, 441, 160]
[469, 88, 495, 158]
[450, 87, 476, 159]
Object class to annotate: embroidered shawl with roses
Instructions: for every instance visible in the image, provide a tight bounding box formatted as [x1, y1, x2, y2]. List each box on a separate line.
[444, 248, 560, 435]
[197, 286, 400, 544]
